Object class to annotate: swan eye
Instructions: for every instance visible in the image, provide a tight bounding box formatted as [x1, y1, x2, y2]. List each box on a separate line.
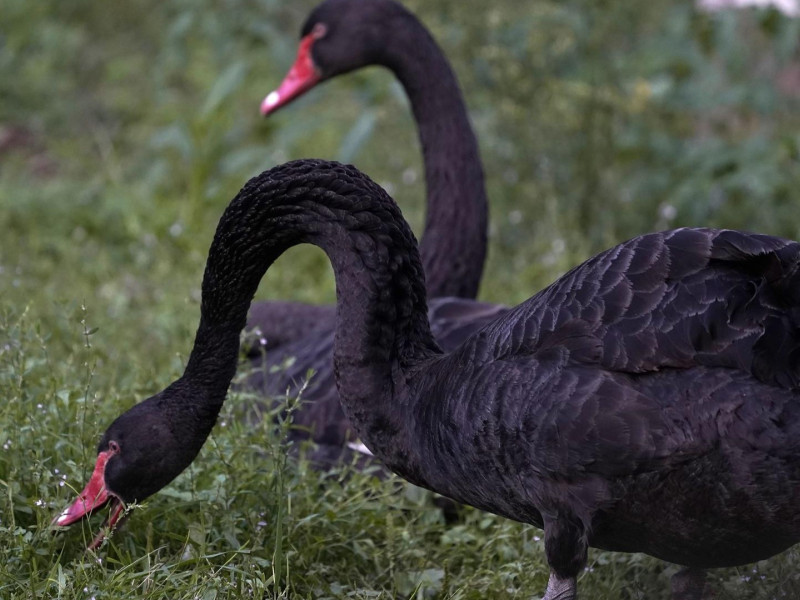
[108, 440, 121, 454]
[312, 23, 327, 39]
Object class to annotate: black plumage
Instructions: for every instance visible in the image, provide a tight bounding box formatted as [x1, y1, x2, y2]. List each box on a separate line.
[58, 160, 800, 600]
[245, 0, 502, 458]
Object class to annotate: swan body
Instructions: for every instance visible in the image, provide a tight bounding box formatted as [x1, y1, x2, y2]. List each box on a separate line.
[57, 160, 800, 599]
[246, 297, 507, 459]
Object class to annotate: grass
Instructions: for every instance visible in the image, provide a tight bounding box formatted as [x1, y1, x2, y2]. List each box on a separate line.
[3, 0, 800, 597]
[2, 319, 800, 599]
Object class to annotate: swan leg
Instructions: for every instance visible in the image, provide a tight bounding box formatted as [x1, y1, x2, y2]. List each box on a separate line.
[543, 572, 577, 600]
[542, 513, 587, 600]
[670, 567, 708, 600]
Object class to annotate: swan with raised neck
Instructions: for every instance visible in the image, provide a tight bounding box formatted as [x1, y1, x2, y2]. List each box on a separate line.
[260, 0, 487, 298]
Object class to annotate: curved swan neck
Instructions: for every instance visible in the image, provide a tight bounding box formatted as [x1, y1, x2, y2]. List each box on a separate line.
[379, 12, 488, 299]
[183, 160, 439, 417]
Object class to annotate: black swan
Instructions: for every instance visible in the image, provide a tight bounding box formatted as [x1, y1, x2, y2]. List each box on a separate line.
[246, 0, 506, 457]
[56, 160, 800, 600]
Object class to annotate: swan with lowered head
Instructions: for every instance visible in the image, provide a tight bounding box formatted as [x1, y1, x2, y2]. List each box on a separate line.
[56, 159, 800, 600]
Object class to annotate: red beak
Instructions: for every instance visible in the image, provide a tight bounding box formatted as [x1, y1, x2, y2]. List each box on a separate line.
[260, 32, 322, 116]
[53, 449, 127, 550]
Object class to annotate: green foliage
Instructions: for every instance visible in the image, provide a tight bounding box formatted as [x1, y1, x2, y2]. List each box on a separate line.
[3, 0, 800, 597]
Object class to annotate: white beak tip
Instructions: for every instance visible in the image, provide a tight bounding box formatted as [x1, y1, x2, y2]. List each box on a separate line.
[265, 91, 280, 107]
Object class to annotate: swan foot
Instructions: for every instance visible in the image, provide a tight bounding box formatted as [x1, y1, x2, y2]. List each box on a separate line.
[543, 572, 577, 600]
[670, 567, 708, 600]
[542, 512, 586, 600]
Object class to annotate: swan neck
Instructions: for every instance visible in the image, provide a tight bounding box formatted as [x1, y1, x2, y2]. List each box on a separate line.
[383, 20, 488, 299]
[182, 163, 439, 434]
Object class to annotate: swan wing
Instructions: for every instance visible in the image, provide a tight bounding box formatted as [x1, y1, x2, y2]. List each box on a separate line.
[475, 228, 800, 389]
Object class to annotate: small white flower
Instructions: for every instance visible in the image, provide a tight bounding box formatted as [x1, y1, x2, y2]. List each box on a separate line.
[35, 499, 44, 507]
[659, 203, 677, 221]
[402, 168, 417, 185]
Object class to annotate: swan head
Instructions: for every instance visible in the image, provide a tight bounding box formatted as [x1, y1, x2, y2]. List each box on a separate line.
[261, 0, 411, 115]
[52, 384, 200, 549]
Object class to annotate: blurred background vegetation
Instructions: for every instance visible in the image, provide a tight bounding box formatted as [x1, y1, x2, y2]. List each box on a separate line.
[2, 0, 800, 597]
